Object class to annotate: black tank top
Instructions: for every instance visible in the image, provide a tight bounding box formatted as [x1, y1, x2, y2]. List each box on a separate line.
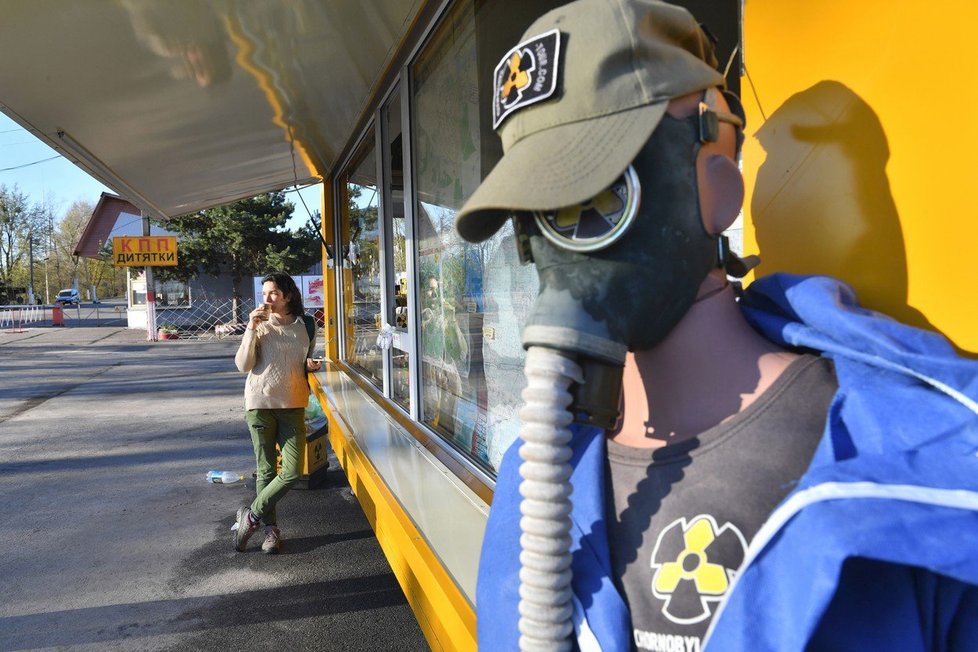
[605, 355, 837, 651]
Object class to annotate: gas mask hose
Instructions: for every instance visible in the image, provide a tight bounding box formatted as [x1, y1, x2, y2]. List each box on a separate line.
[517, 346, 583, 651]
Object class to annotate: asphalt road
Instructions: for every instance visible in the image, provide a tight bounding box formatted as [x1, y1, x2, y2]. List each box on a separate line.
[0, 326, 428, 651]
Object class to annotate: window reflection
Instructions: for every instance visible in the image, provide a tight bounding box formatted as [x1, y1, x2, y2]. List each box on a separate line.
[384, 90, 411, 409]
[411, 0, 556, 473]
[342, 141, 383, 388]
[334, 0, 558, 474]
[131, 275, 191, 307]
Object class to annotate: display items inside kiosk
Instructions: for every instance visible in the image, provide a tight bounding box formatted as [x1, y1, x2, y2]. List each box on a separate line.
[411, 0, 551, 472]
[336, 0, 574, 474]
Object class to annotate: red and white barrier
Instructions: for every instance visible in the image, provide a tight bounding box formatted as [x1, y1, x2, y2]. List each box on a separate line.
[0, 304, 44, 332]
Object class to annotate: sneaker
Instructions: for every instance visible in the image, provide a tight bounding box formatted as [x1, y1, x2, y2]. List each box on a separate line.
[261, 526, 282, 555]
[231, 507, 260, 552]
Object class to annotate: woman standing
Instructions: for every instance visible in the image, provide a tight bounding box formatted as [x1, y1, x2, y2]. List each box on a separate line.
[233, 272, 320, 553]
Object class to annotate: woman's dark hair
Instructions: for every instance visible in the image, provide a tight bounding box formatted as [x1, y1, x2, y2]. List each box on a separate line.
[262, 272, 304, 316]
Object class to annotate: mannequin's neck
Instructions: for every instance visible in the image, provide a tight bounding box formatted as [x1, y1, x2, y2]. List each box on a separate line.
[610, 278, 798, 448]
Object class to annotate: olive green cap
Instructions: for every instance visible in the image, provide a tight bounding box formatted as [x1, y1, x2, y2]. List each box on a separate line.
[455, 0, 723, 243]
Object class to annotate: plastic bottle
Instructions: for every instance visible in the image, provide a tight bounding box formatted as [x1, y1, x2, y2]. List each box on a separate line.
[207, 470, 244, 484]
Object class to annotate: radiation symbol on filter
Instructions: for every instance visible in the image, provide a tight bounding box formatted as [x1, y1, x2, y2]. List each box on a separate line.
[533, 165, 641, 253]
[650, 515, 747, 625]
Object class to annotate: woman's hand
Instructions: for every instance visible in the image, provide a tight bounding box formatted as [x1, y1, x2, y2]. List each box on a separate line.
[306, 358, 322, 372]
[247, 305, 268, 329]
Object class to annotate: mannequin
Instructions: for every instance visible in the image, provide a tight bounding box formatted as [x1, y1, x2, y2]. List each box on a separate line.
[476, 83, 978, 652]
[465, 3, 978, 650]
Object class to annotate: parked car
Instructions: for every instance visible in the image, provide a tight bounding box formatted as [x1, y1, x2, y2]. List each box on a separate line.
[56, 288, 80, 305]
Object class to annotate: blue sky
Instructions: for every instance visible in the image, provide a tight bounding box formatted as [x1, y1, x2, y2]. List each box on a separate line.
[0, 112, 322, 229]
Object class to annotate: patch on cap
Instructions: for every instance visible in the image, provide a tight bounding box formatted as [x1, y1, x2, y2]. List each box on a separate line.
[492, 29, 561, 130]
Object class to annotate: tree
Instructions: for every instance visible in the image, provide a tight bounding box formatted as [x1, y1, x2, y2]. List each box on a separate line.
[154, 192, 320, 305]
[48, 201, 89, 293]
[345, 184, 380, 300]
[0, 184, 48, 302]
[82, 240, 127, 301]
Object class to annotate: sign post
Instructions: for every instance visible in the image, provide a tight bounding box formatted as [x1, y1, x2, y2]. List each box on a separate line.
[112, 230, 178, 341]
[144, 216, 155, 341]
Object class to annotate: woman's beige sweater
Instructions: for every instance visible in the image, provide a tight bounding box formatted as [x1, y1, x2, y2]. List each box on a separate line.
[235, 314, 314, 410]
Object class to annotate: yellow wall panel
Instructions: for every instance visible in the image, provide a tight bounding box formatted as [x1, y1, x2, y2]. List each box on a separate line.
[742, 1, 978, 354]
[321, 181, 340, 362]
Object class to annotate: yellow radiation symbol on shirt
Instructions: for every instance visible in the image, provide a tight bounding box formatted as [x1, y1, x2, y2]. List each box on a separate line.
[650, 515, 747, 625]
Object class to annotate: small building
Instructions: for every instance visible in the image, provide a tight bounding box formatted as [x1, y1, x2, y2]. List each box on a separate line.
[75, 192, 322, 330]
[74, 193, 218, 328]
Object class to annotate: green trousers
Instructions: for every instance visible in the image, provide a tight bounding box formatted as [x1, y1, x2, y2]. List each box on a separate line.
[245, 408, 306, 526]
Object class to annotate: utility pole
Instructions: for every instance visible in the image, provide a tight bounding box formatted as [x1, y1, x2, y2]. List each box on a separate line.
[46, 212, 53, 304]
[28, 230, 35, 305]
[143, 212, 157, 341]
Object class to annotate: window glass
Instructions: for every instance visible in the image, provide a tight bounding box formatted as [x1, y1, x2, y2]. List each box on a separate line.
[130, 274, 189, 307]
[383, 90, 411, 409]
[341, 139, 383, 388]
[411, 0, 556, 473]
[155, 279, 190, 307]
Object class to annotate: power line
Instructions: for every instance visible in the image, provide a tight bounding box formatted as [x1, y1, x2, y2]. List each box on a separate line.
[1, 155, 61, 172]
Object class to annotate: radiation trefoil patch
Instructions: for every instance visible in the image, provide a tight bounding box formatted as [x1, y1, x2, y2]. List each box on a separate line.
[492, 29, 561, 129]
[649, 515, 747, 625]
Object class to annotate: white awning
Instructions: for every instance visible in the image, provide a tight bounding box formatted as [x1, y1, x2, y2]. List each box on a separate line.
[0, 0, 423, 218]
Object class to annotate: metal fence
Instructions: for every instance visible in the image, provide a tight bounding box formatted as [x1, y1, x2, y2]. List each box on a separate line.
[0, 299, 253, 338]
[0, 303, 130, 330]
[2, 299, 323, 342]
[155, 297, 257, 341]
[65, 303, 128, 326]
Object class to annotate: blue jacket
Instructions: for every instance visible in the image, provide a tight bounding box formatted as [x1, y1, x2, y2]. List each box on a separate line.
[478, 274, 978, 651]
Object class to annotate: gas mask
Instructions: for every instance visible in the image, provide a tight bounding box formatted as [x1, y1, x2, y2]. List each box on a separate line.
[512, 90, 747, 428]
